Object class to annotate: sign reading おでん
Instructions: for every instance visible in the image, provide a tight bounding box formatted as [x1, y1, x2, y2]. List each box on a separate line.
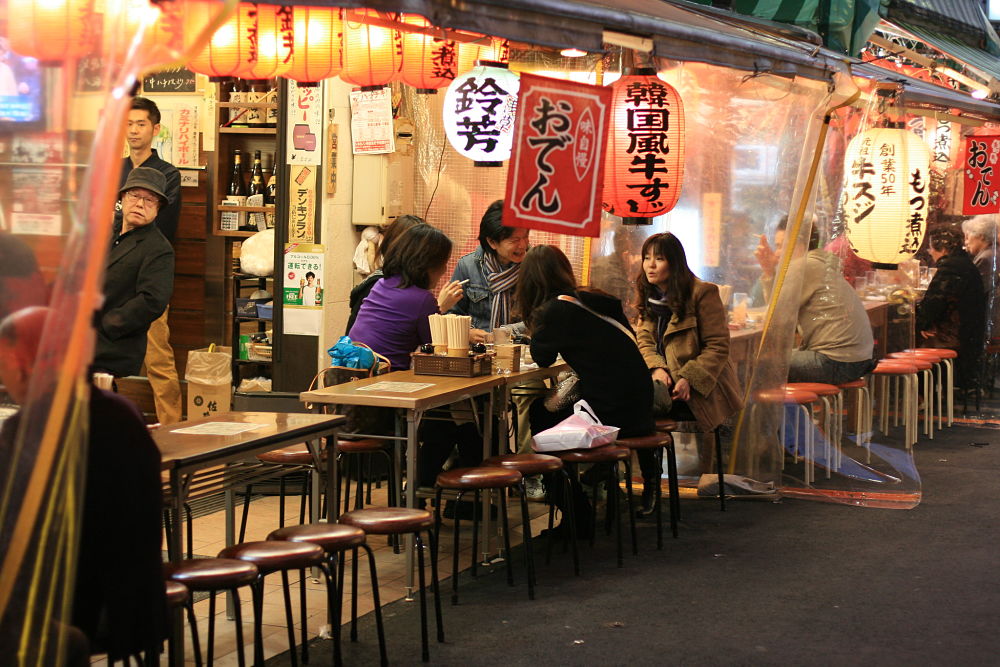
[503, 73, 611, 237]
[962, 135, 1000, 214]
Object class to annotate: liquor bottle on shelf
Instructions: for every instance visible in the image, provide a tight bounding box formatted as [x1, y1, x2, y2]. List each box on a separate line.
[264, 154, 277, 228]
[228, 149, 247, 197]
[264, 78, 279, 128]
[227, 78, 247, 127]
[246, 80, 265, 127]
[248, 150, 264, 197]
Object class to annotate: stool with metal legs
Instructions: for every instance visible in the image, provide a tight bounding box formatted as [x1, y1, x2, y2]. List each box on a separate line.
[615, 432, 677, 549]
[871, 361, 919, 449]
[906, 347, 956, 426]
[836, 378, 873, 461]
[656, 418, 726, 511]
[752, 387, 820, 484]
[239, 445, 319, 543]
[894, 350, 945, 431]
[785, 382, 843, 473]
[268, 523, 387, 667]
[164, 580, 201, 667]
[888, 352, 938, 438]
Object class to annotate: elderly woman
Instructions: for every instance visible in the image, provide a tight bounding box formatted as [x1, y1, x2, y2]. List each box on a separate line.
[449, 200, 530, 343]
[961, 214, 999, 339]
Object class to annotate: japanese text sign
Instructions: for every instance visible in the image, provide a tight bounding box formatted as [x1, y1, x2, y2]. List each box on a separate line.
[503, 73, 611, 237]
[443, 63, 519, 164]
[962, 135, 1000, 214]
[286, 79, 323, 165]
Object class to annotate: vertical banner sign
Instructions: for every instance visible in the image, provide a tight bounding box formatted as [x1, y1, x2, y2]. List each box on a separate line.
[283, 243, 325, 336]
[962, 136, 1000, 214]
[173, 104, 199, 168]
[701, 192, 722, 267]
[503, 73, 611, 237]
[287, 80, 323, 165]
[288, 165, 316, 242]
[349, 87, 395, 154]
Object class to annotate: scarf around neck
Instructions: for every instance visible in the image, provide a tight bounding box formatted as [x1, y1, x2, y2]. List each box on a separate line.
[483, 251, 520, 329]
[647, 290, 673, 357]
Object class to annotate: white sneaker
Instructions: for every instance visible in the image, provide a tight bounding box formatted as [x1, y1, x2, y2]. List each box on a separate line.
[524, 475, 546, 502]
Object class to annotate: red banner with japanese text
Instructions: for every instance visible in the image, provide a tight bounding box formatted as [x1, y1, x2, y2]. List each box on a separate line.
[962, 135, 1000, 214]
[503, 73, 612, 237]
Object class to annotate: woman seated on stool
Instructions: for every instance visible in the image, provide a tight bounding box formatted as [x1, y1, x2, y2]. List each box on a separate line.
[517, 245, 653, 535]
[635, 233, 742, 512]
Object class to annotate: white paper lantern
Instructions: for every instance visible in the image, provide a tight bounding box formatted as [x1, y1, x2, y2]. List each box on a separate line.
[443, 62, 519, 165]
[843, 126, 932, 265]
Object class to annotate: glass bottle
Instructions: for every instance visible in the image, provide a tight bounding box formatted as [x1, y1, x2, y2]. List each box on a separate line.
[228, 149, 247, 197]
[265, 153, 277, 205]
[248, 150, 264, 197]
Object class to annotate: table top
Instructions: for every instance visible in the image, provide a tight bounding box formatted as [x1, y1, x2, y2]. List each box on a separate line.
[300, 369, 508, 410]
[156, 411, 344, 470]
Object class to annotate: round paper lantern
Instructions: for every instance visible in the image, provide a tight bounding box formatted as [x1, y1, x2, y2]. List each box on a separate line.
[843, 126, 932, 265]
[457, 36, 509, 74]
[399, 14, 457, 93]
[602, 67, 685, 219]
[284, 6, 342, 85]
[234, 4, 293, 81]
[443, 62, 519, 166]
[340, 9, 401, 88]
[184, 2, 251, 80]
[9, 0, 96, 63]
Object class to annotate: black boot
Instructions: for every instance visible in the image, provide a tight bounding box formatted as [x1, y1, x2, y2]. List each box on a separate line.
[637, 476, 659, 517]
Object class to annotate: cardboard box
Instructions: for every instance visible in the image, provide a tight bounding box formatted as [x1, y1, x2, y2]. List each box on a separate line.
[187, 381, 232, 420]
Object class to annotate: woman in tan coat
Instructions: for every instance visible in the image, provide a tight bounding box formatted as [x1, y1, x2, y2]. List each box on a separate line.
[635, 233, 742, 514]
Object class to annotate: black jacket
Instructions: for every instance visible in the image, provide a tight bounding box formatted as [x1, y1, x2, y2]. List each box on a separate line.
[93, 223, 174, 376]
[530, 290, 654, 437]
[115, 151, 181, 244]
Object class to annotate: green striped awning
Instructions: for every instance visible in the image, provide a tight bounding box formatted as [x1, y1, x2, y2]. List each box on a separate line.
[731, 0, 882, 56]
[890, 21, 1000, 84]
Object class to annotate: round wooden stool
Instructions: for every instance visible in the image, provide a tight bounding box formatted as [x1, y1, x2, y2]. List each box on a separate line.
[339, 507, 443, 662]
[269, 523, 386, 667]
[218, 540, 327, 667]
[164, 580, 201, 667]
[550, 445, 634, 568]
[164, 558, 260, 667]
[616, 432, 676, 550]
[754, 387, 820, 484]
[872, 361, 919, 449]
[484, 453, 579, 577]
[836, 378, 873, 461]
[786, 382, 843, 473]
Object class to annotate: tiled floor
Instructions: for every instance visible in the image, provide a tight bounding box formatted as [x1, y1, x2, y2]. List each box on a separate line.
[91, 483, 554, 665]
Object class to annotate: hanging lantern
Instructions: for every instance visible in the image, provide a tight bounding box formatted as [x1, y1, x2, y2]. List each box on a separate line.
[234, 4, 293, 80]
[399, 14, 457, 93]
[284, 6, 342, 85]
[602, 67, 685, 219]
[442, 61, 519, 166]
[340, 8, 401, 88]
[184, 2, 253, 80]
[842, 125, 931, 265]
[456, 35, 509, 74]
[9, 0, 96, 64]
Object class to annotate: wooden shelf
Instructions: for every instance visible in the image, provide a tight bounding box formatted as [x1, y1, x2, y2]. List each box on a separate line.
[219, 102, 279, 109]
[236, 358, 273, 365]
[235, 316, 272, 323]
[214, 229, 259, 238]
[216, 205, 275, 213]
[219, 126, 277, 135]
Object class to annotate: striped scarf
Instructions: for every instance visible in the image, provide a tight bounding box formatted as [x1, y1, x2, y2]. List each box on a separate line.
[484, 251, 520, 329]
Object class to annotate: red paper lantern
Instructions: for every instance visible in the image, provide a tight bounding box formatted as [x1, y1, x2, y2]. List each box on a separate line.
[602, 68, 685, 219]
[340, 9, 401, 88]
[184, 2, 252, 80]
[399, 14, 457, 93]
[456, 35, 509, 73]
[9, 0, 96, 63]
[284, 6, 342, 84]
[234, 4, 293, 81]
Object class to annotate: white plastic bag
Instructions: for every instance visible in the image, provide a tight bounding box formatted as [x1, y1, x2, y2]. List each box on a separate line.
[532, 400, 620, 452]
[240, 228, 274, 276]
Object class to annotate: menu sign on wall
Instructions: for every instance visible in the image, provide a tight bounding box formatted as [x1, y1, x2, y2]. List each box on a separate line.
[349, 87, 395, 155]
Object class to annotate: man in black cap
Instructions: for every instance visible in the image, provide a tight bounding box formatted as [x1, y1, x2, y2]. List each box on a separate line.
[92, 167, 175, 378]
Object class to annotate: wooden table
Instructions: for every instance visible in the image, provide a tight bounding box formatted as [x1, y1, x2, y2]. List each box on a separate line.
[301, 370, 507, 593]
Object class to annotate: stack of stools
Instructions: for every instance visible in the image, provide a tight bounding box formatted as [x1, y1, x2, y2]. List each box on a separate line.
[339, 507, 443, 662]
[433, 466, 532, 602]
[615, 432, 677, 550]
[905, 347, 957, 427]
[888, 351, 942, 437]
[549, 445, 635, 567]
[482, 453, 579, 577]
[836, 378, 873, 461]
[785, 382, 843, 475]
[164, 557, 260, 666]
[752, 386, 820, 484]
[268, 523, 387, 666]
[164, 580, 201, 667]
[218, 540, 327, 667]
[871, 359, 919, 449]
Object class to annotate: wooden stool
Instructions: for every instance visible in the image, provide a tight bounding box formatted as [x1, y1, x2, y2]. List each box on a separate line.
[656, 418, 726, 512]
[218, 540, 327, 667]
[786, 382, 843, 474]
[836, 378, 873, 461]
[434, 466, 529, 602]
[483, 453, 579, 577]
[164, 558, 260, 667]
[164, 580, 201, 667]
[871, 361, 919, 449]
[339, 507, 443, 662]
[615, 433, 677, 549]
[550, 445, 635, 568]
[753, 387, 820, 484]
[269, 523, 386, 667]
[239, 444, 321, 543]
[906, 347, 956, 426]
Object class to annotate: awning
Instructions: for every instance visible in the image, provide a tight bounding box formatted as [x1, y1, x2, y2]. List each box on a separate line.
[851, 61, 1000, 119]
[885, 21, 1000, 86]
[298, 0, 851, 81]
[881, 0, 995, 50]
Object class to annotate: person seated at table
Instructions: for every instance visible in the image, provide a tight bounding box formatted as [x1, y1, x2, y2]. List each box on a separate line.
[917, 226, 986, 392]
[345, 214, 427, 334]
[961, 214, 999, 340]
[635, 233, 742, 515]
[348, 225, 478, 497]
[518, 245, 653, 534]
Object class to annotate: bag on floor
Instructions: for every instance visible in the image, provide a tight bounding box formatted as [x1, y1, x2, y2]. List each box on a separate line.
[532, 400, 620, 452]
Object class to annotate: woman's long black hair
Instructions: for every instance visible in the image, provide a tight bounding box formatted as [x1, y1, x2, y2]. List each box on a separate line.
[635, 232, 695, 320]
[514, 245, 577, 331]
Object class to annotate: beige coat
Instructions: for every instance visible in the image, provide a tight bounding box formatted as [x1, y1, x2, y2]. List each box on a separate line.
[636, 279, 743, 431]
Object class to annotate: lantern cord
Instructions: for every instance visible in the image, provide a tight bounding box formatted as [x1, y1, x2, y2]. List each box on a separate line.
[740, 64, 773, 84]
[423, 134, 448, 221]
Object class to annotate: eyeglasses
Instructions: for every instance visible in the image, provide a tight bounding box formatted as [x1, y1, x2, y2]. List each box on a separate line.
[124, 191, 160, 207]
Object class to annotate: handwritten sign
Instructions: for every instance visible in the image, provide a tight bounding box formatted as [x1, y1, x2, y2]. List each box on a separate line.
[142, 66, 197, 94]
[962, 135, 1000, 214]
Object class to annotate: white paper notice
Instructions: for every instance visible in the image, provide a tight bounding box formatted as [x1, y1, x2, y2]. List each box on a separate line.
[172, 422, 268, 436]
[349, 87, 395, 155]
[356, 381, 435, 393]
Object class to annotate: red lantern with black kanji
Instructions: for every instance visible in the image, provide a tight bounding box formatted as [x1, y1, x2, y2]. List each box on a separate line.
[184, 1, 253, 80]
[399, 14, 457, 93]
[234, 4, 294, 81]
[340, 8, 401, 88]
[602, 68, 685, 219]
[284, 6, 342, 85]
